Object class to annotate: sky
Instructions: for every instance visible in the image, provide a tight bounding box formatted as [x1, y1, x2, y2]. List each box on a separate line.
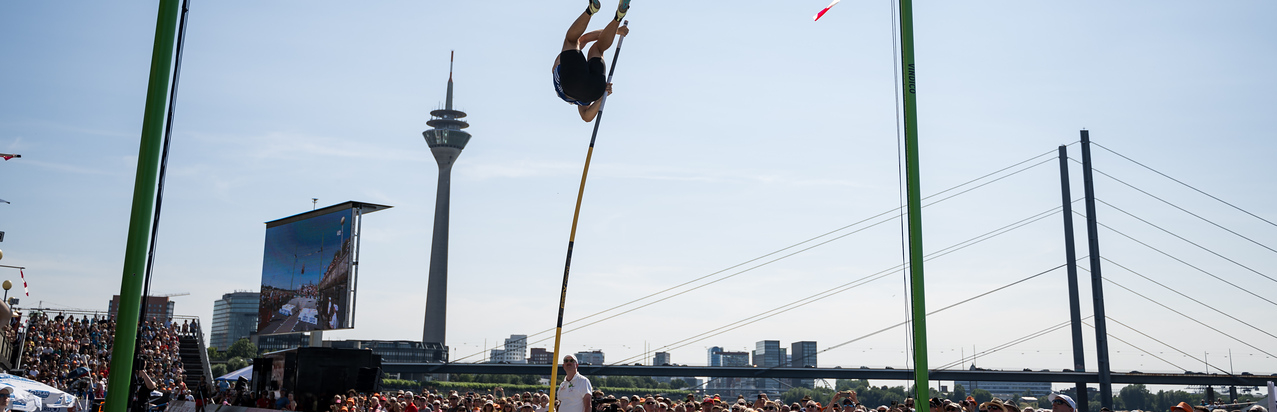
[2, 0, 1276, 388]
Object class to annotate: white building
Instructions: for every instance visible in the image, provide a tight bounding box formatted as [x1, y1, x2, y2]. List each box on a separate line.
[489, 334, 529, 363]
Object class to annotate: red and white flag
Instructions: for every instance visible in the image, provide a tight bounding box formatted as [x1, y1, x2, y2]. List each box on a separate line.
[813, 0, 841, 21]
[20, 269, 28, 296]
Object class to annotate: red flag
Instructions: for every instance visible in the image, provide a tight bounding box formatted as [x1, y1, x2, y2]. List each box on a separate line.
[1, 155, 12, 161]
[813, 0, 842, 21]
[20, 269, 28, 296]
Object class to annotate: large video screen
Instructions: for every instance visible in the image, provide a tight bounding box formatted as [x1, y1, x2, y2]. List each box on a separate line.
[258, 206, 356, 334]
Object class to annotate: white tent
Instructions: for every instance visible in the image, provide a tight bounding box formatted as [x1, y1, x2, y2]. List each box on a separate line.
[0, 374, 76, 411]
[0, 383, 44, 412]
[215, 365, 253, 382]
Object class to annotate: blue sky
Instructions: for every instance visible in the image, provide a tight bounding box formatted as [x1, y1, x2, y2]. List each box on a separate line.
[1, 0, 1275, 384]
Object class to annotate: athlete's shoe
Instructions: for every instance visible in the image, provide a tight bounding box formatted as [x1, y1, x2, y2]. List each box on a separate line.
[587, 0, 601, 15]
[614, 0, 629, 21]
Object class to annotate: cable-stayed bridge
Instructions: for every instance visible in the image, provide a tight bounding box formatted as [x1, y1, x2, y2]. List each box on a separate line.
[396, 132, 1276, 397]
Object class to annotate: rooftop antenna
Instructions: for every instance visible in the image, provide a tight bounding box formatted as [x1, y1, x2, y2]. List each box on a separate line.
[312, 198, 318, 210]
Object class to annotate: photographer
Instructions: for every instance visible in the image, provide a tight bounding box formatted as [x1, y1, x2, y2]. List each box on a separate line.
[593, 394, 621, 412]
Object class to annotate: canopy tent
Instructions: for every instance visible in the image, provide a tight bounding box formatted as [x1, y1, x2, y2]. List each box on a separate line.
[0, 374, 76, 411]
[215, 365, 253, 382]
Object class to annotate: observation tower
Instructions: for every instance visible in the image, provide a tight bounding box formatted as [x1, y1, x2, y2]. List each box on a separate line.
[421, 52, 470, 356]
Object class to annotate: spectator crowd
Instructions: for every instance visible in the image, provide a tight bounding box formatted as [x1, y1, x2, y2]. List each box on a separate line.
[15, 311, 201, 403]
[207, 387, 1268, 412]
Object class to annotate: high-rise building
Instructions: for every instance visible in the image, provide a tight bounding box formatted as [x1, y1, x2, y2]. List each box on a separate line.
[421, 53, 471, 361]
[209, 292, 259, 350]
[709, 347, 750, 367]
[574, 350, 605, 366]
[753, 340, 784, 397]
[488, 334, 527, 363]
[110, 295, 174, 322]
[652, 352, 673, 383]
[708, 347, 753, 399]
[529, 348, 552, 364]
[498, 335, 528, 364]
[790, 341, 818, 389]
[653, 352, 671, 366]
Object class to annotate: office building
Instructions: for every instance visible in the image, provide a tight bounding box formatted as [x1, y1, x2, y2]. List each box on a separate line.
[790, 341, 818, 389]
[110, 295, 174, 323]
[575, 350, 605, 366]
[529, 348, 552, 364]
[753, 340, 784, 397]
[210, 291, 259, 350]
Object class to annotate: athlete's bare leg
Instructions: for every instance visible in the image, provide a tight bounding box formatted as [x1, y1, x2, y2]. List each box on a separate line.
[562, 9, 594, 52]
[587, 18, 621, 60]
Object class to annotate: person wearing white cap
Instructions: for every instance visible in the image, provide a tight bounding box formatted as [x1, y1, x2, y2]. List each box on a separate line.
[1047, 394, 1076, 412]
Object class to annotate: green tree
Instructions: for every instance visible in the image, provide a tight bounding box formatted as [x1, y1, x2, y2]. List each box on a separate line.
[210, 364, 228, 377]
[970, 389, 993, 404]
[1119, 384, 1152, 411]
[227, 338, 258, 359]
[670, 379, 687, 389]
[207, 347, 228, 361]
[951, 384, 967, 401]
[228, 356, 249, 371]
[854, 385, 907, 409]
[837, 379, 870, 392]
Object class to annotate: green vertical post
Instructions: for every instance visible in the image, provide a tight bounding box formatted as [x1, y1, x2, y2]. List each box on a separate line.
[104, 1, 182, 411]
[898, 0, 930, 403]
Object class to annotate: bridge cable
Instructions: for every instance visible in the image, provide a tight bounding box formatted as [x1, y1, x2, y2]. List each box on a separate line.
[1081, 319, 1188, 373]
[451, 154, 1060, 363]
[1096, 197, 1275, 284]
[686, 263, 1067, 392]
[1100, 316, 1232, 375]
[1100, 256, 1277, 341]
[1079, 265, 1277, 358]
[1068, 157, 1277, 256]
[936, 317, 1080, 370]
[603, 206, 1070, 366]
[1091, 141, 1277, 229]
[936, 313, 1189, 373]
[1077, 210, 1277, 307]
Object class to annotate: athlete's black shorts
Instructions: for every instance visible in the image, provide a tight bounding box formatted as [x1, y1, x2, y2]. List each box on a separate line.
[556, 49, 607, 103]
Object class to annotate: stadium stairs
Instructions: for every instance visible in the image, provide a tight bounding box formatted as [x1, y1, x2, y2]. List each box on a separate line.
[179, 328, 214, 389]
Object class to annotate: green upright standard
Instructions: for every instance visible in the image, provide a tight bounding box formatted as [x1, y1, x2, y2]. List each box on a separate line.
[897, 0, 931, 403]
[104, 1, 181, 411]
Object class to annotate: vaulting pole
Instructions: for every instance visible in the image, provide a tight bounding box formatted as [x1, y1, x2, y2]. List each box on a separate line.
[548, 21, 628, 412]
[897, 0, 930, 403]
[1059, 145, 1088, 409]
[105, 1, 181, 411]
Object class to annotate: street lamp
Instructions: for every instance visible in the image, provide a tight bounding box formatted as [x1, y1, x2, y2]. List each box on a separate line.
[2, 280, 10, 300]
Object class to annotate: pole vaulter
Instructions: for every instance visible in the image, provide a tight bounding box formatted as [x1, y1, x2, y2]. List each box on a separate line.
[548, 3, 630, 411]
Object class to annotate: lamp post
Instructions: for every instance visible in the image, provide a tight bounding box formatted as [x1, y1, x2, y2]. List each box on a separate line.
[2, 280, 9, 300]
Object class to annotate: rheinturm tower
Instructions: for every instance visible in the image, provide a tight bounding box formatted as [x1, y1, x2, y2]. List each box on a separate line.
[422, 53, 470, 351]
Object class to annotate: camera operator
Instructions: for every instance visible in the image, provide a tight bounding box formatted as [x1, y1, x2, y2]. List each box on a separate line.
[593, 395, 620, 412]
[131, 369, 159, 412]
